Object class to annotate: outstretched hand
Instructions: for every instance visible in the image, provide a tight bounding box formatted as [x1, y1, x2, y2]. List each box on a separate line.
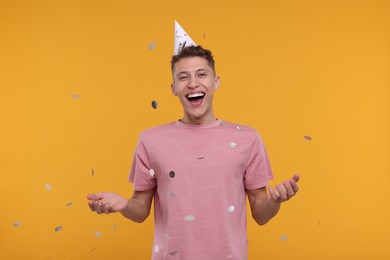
[268, 174, 300, 205]
[87, 192, 129, 214]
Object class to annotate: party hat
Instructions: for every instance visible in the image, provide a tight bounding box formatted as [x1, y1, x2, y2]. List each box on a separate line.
[174, 21, 197, 55]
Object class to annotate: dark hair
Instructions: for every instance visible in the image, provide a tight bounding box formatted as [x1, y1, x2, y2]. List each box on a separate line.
[171, 45, 216, 74]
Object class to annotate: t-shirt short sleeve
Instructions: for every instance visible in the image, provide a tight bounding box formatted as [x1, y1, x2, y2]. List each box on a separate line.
[244, 132, 274, 190]
[129, 136, 156, 191]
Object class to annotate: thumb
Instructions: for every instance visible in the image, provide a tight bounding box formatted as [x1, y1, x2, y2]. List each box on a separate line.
[87, 193, 104, 200]
[292, 174, 300, 182]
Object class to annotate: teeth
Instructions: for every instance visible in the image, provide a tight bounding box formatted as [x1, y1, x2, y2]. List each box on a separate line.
[187, 93, 205, 98]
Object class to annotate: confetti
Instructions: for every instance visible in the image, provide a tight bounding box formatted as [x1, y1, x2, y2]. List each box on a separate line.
[169, 251, 178, 256]
[184, 215, 195, 221]
[148, 41, 156, 50]
[45, 184, 52, 191]
[154, 245, 160, 253]
[149, 169, 155, 176]
[304, 136, 312, 141]
[113, 224, 116, 231]
[227, 205, 235, 213]
[236, 126, 242, 130]
[66, 202, 73, 207]
[203, 32, 206, 39]
[90, 246, 98, 252]
[72, 94, 80, 99]
[55, 226, 63, 232]
[92, 168, 95, 176]
[229, 142, 237, 148]
[94, 232, 102, 237]
[151, 100, 158, 109]
[281, 235, 288, 241]
[169, 171, 175, 178]
[13, 222, 22, 227]
[197, 157, 205, 160]
[318, 220, 321, 227]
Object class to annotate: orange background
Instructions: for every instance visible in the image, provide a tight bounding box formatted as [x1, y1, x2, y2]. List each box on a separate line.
[1, 0, 389, 259]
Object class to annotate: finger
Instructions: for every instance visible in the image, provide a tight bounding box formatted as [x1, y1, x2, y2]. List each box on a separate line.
[101, 204, 111, 214]
[94, 203, 103, 214]
[289, 178, 299, 193]
[268, 186, 278, 201]
[283, 180, 295, 197]
[272, 185, 281, 199]
[276, 184, 288, 201]
[88, 201, 96, 212]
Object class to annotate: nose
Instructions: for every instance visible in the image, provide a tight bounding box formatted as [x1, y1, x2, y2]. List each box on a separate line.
[188, 77, 199, 88]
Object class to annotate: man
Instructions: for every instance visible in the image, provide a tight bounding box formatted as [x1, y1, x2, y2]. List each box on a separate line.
[87, 45, 300, 259]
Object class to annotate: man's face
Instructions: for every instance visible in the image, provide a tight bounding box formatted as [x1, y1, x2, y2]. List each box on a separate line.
[171, 56, 220, 124]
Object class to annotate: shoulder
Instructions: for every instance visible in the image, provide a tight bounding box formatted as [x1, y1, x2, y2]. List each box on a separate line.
[138, 121, 177, 141]
[220, 120, 259, 135]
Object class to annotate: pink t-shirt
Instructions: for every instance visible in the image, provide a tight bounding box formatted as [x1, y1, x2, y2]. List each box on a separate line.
[129, 119, 273, 260]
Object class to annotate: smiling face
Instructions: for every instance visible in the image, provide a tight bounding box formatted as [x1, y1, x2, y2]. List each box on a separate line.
[171, 56, 220, 125]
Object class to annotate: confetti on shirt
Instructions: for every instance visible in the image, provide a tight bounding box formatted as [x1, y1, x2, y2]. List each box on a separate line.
[229, 142, 237, 148]
[184, 215, 195, 221]
[227, 205, 235, 213]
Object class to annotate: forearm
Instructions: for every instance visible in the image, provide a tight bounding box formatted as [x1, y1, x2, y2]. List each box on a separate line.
[252, 197, 281, 225]
[120, 198, 151, 223]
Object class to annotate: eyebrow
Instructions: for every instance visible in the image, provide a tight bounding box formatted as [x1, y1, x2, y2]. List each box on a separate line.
[176, 68, 209, 76]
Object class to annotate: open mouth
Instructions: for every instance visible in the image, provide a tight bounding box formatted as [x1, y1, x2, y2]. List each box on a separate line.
[186, 92, 205, 103]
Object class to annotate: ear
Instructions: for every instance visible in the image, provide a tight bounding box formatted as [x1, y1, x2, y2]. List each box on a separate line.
[214, 76, 221, 90]
[171, 83, 177, 96]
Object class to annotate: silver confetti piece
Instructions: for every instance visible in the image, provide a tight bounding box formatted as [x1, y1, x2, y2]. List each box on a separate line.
[229, 142, 237, 148]
[94, 231, 102, 237]
[184, 215, 195, 221]
[151, 100, 158, 109]
[13, 222, 22, 227]
[45, 184, 52, 191]
[55, 226, 63, 232]
[148, 41, 156, 50]
[281, 235, 288, 241]
[72, 94, 80, 99]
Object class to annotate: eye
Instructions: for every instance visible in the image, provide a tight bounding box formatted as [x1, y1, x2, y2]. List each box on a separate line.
[198, 73, 207, 78]
[178, 75, 188, 80]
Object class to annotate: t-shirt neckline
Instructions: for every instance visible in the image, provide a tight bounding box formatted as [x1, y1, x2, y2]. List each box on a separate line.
[174, 119, 222, 129]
